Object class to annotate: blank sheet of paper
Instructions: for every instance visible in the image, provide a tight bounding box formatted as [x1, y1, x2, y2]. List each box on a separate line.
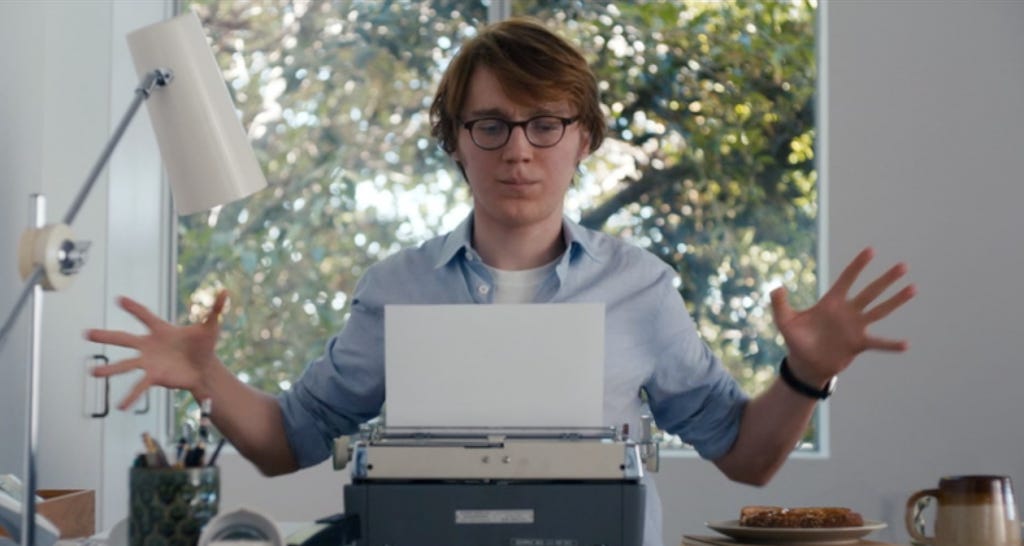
[384, 303, 605, 428]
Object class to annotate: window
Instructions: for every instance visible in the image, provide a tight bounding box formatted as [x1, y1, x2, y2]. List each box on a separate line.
[176, 0, 819, 450]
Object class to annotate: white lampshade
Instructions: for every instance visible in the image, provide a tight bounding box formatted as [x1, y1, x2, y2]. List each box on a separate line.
[126, 11, 267, 216]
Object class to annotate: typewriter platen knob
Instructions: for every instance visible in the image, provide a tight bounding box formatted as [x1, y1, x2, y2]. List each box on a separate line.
[640, 414, 659, 473]
[332, 436, 352, 471]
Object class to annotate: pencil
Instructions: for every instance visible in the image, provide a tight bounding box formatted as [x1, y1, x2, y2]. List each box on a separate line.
[141, 432, 169, 467]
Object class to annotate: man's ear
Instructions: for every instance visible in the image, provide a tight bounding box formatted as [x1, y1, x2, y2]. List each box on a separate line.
[575, 132, 592, 163]
[454, 160, 469, 183]
[449, 151, 468, 182]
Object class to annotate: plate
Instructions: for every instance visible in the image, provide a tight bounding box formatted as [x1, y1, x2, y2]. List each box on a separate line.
[705, 519, 887, 544]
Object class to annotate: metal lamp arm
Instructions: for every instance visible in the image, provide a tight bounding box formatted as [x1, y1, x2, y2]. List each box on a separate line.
[61, 68, 172, 227]
[0, 69, 172, 351]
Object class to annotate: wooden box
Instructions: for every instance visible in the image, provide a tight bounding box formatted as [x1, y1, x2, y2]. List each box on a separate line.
[38, 489, 95, 538]
[0, 489, 96, 539]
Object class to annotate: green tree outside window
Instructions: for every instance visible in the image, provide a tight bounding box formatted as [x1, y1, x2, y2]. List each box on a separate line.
[176, 0, 818, 450]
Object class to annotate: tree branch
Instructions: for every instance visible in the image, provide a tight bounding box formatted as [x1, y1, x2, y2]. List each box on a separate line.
[579, 163, 697, 231]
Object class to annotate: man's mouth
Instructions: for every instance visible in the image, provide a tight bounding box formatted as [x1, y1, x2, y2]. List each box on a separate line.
[498, 177, 538, 186]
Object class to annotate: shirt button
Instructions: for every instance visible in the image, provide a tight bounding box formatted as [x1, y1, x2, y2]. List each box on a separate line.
[477, 284, 490, 295]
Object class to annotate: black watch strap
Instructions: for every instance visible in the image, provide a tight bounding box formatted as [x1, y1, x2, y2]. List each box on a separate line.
[779, 357, 836, 400]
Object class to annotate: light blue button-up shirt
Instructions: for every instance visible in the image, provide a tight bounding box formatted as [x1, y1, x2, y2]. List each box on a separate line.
[278, 213, 749, 546]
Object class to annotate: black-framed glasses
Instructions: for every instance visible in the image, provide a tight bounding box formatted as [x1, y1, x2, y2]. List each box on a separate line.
[461, 115, 579, 150]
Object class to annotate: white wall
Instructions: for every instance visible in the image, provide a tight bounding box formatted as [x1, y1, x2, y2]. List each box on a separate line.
[0, 0, 45, 476]
[659, 1, 1024, 544]
[0, 0, 115, 489]
[0, 0, 171, 531]
[2, 1, 1023, 544]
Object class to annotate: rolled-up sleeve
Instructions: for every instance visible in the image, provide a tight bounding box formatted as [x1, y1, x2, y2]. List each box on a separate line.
[643, 279, 749, 460]
[278, 272, 387, 468]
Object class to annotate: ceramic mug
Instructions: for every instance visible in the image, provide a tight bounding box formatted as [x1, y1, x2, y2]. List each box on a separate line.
[905, 475, 1021, 546]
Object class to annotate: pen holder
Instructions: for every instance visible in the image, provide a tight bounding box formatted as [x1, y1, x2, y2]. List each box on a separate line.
[129, 466, 219, 546]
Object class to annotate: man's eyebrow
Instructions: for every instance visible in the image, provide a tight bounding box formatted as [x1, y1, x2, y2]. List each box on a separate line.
[466, 107, 507, 118]
[464, 106, 565, 119]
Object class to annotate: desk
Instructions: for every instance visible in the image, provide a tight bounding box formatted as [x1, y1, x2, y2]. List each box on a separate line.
[62, 518, 310, 546]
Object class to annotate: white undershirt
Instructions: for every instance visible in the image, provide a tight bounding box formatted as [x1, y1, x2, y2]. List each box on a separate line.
[484, 259, 559, 303]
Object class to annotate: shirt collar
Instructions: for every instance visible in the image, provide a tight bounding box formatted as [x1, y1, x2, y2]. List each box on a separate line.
[561, 216, 605, 265]
[433, 212, 607, 269]
[434, 214, 475, 269]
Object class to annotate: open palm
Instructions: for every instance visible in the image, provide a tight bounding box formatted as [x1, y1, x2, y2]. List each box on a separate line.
[770, 247, 916, 384]
[86, 291, 228, 410]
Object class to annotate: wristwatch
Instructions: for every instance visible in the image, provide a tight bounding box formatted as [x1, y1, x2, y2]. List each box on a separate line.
[779, 357, 837, 400]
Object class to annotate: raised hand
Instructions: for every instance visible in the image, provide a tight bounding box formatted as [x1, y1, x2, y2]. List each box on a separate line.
[85, 290, 228, 410]
[770, 247, 916, 385]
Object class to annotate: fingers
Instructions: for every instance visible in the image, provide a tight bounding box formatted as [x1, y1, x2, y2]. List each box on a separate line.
[830, 247, 875, 297]
[852, 262, 909, 310]
[119, 296, 166, 331]
[769, 286, 793, 324]
[85, 328, 143, 348]
[90, 357, 143, 378]
[865, 335, 910, 352]
[205, 290, 229, 325]
[864, 284, 917, 323]
[117, 376, 154, 411]
[90, 358, 152, 411]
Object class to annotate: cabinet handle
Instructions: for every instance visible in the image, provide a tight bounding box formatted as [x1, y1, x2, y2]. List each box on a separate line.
[90, 354, 110, 418]
[134, 388, 150, 415]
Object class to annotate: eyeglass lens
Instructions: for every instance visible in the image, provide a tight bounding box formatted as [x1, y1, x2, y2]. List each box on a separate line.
[467, 116, 572, 150]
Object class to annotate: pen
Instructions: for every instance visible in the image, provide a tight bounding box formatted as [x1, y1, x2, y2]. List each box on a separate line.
[198, 398, 212, 444]
[206, 438, 226, 467]
[184, 444, 205, 468]
[175, 435, 187, 468]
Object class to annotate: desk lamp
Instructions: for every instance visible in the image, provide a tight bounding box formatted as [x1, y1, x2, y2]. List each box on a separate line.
[0, 11, 266, 546]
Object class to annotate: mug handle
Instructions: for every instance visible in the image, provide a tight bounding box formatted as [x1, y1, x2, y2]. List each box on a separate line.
[906, 489, 938, 545]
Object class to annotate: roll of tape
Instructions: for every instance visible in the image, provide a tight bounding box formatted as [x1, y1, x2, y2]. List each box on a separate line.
[198, 508, 283, 546]
[17, 223, 75, 291]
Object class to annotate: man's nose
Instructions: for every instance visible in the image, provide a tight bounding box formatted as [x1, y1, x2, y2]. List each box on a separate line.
[501, 125, 532, 159]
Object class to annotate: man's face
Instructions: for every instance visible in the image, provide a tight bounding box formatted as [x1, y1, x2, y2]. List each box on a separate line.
[451, 66, 591, 233]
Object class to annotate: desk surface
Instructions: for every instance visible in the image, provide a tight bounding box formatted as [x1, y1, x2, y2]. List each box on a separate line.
[69, 519, 311, 546]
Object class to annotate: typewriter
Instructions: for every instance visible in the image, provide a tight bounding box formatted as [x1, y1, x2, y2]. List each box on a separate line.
[323, 417, 660, 546]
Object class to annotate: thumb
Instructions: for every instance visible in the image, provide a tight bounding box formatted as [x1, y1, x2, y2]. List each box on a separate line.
[770, 286, 794, 325]
[205, 290, 230, 325]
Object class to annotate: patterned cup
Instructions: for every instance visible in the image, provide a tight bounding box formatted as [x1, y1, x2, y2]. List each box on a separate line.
[129, 466, 219, 546]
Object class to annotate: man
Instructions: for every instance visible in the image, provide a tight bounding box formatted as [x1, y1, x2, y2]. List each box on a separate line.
[88, 17, 915, 546]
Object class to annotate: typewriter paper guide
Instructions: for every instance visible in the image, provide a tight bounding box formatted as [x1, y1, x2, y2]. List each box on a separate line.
[384, 303, 605, 428]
